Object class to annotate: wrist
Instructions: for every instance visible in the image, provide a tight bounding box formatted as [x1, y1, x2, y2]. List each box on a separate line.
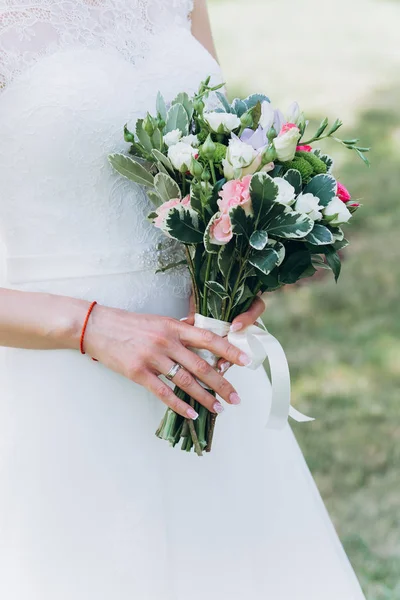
[50, 295, 93, 351]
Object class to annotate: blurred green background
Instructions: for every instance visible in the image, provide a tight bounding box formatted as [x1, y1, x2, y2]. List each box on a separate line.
[208, 0, 400, 597]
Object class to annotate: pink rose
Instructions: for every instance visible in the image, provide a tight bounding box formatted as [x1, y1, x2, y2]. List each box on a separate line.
[209, 213, 233, 245]
[217, 174, 253, 216]
[279, 122, 299, 135]
[296, 145, 313, 152]
[153, 198, 181, 229]
[274, 123, 301, 162]
[337, 182, 351, 203]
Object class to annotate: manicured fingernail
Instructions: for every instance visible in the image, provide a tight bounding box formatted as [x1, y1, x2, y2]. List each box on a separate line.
[239, 353, 251, 366]
[229, 393, 241, 405]
[180, 317, 188, 321]
[230, 322, 243, 333]
[187, 408, 198, 420]
[218, 361, 231, 374]
[213, 401, 224, 414]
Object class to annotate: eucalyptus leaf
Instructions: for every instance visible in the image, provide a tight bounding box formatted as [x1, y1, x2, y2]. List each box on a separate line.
[172, 92, 194, 122]
[165, 103, 189, 136]
[156, 92, 167, 121]
[154, 173, 181, 202]
[231, 98, 247, 117]
[250, 230, 268, 250]
[243, 94, 270, 109]
[109, 154, 155, 187]
[151, 149, 174, 173]
[216, 91, 233, 113]
[135, 119, 153, 153]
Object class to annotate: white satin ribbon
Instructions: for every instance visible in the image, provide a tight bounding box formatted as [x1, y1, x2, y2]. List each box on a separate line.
[194, 313, 314, 430]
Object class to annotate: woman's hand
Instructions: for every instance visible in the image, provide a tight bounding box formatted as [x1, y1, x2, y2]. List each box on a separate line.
[184, 293, 267, 374]
[84, 305, 250, 420]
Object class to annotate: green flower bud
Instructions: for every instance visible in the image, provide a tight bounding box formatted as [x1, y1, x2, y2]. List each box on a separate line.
[189, 156, 204, 179]
[261, 145, 277, 165]
[193, 99, 205, 115]
[240, 110, 253, 129]
[201, 134, 216, 160]
[267, 126, 277, 143]
[201, 169, 211, 182]
[124, 125, 135, 144]
[143, 113, 155, 136]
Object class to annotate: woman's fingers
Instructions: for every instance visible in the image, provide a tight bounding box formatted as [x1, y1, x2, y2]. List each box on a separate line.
[154, 357, 224, 414]
[229, 296, 266, 333]
[174, 347, 241, 405]
[178, 322, 250, 367]
[216, 358, 232, 374]
[143, 372, 199, 420]
[184, 294, 196, 326]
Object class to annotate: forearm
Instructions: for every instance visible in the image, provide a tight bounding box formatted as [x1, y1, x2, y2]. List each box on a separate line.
[0, 287, 91, 351]
[191, 0, 219, 62]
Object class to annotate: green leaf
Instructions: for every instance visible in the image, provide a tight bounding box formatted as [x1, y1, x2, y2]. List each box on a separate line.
[108, 154, 155, 187]
[328, 226, 344, 241]
[332, 238, 349, 251]
[283, 169, 302, 195]
[151, 128, 163, 151]
[135, 119, 153, 153]
[250, 172, 279, 226]
[203, 213, 223, 254]
[232, 283, 245, 308]
[327, 118, 343, 135]
[165, 103, 189, 135]
[205, 281, 229, 299]
[146, 190, 163, 208]
[250, 101, 262, 128]
[315, 117, 329, 138]
[156, 92, 167, 121]
[304, 224, 334, 245]
[189, 186, 202, 214]
[218, 242, 234, 278]
[266, 207, 314, 238]
[216, 91, 233, 113]
[311, 255, 331, 270]
[279, 250, 313, 284]
[250, 230, 268, 250]
[172, 92, 194, 122]
[208, 293, 223, 320]
[230, 205, 253, 239]
[154, 173, 181, 202]
[243, 94, 270, 109]
[355, 149, 370, 167]
[325, 247, 341, 281]
[165, 207, 204, 244]
[249, 247, 280, 275]
[231, 98, 247, 117]
[304, 173, 337, 207]
[267, 239, 286, 265]
[151, 149, 174, 173]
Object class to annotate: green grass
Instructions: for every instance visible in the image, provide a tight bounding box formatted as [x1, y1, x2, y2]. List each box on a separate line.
[262, 87, 400, 598]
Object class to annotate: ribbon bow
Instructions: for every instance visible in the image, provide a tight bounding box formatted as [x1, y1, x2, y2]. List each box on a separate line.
[194, 313, 314, 430]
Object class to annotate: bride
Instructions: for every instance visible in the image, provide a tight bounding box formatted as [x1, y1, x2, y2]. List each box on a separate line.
[0, 1, 365, 598]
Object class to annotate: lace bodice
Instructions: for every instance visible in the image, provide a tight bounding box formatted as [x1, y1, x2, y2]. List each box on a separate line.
[0, 0, 194, 92]
[0, 0, 223, 315]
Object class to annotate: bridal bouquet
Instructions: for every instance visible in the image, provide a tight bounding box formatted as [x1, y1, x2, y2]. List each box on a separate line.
[109, 77, 368, 456]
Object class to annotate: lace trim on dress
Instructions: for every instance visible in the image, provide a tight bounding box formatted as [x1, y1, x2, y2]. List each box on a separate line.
[0, 0, 195, 93]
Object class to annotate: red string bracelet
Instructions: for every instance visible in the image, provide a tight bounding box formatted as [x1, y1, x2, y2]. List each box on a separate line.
[80, 300, 98, 362]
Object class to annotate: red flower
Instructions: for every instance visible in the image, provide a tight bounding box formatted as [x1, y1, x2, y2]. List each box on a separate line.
[337, 182, 351, 203]
[296, 145, 313, 152]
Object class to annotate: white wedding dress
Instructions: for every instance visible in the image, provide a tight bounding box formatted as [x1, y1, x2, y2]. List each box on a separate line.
[0, 2, 365, 598]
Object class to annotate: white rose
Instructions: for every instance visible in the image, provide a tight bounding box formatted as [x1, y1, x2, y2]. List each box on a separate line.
[167, 142, 197, 172]
[273, 177, 296, 206]
[163, 129, 182, 147]
[221, 138, 257, 179]
[204, 111, 241, 133]
[295, 193, 323, 221]
[273, 125, 301, 162]
[181, 134, 199, 147]
[322, 196, 352, 225]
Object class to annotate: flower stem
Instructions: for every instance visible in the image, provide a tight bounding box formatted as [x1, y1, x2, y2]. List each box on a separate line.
[182, 173, 187, 196]
[209, 160, 217, 186]
[201, 253, 213, 316]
